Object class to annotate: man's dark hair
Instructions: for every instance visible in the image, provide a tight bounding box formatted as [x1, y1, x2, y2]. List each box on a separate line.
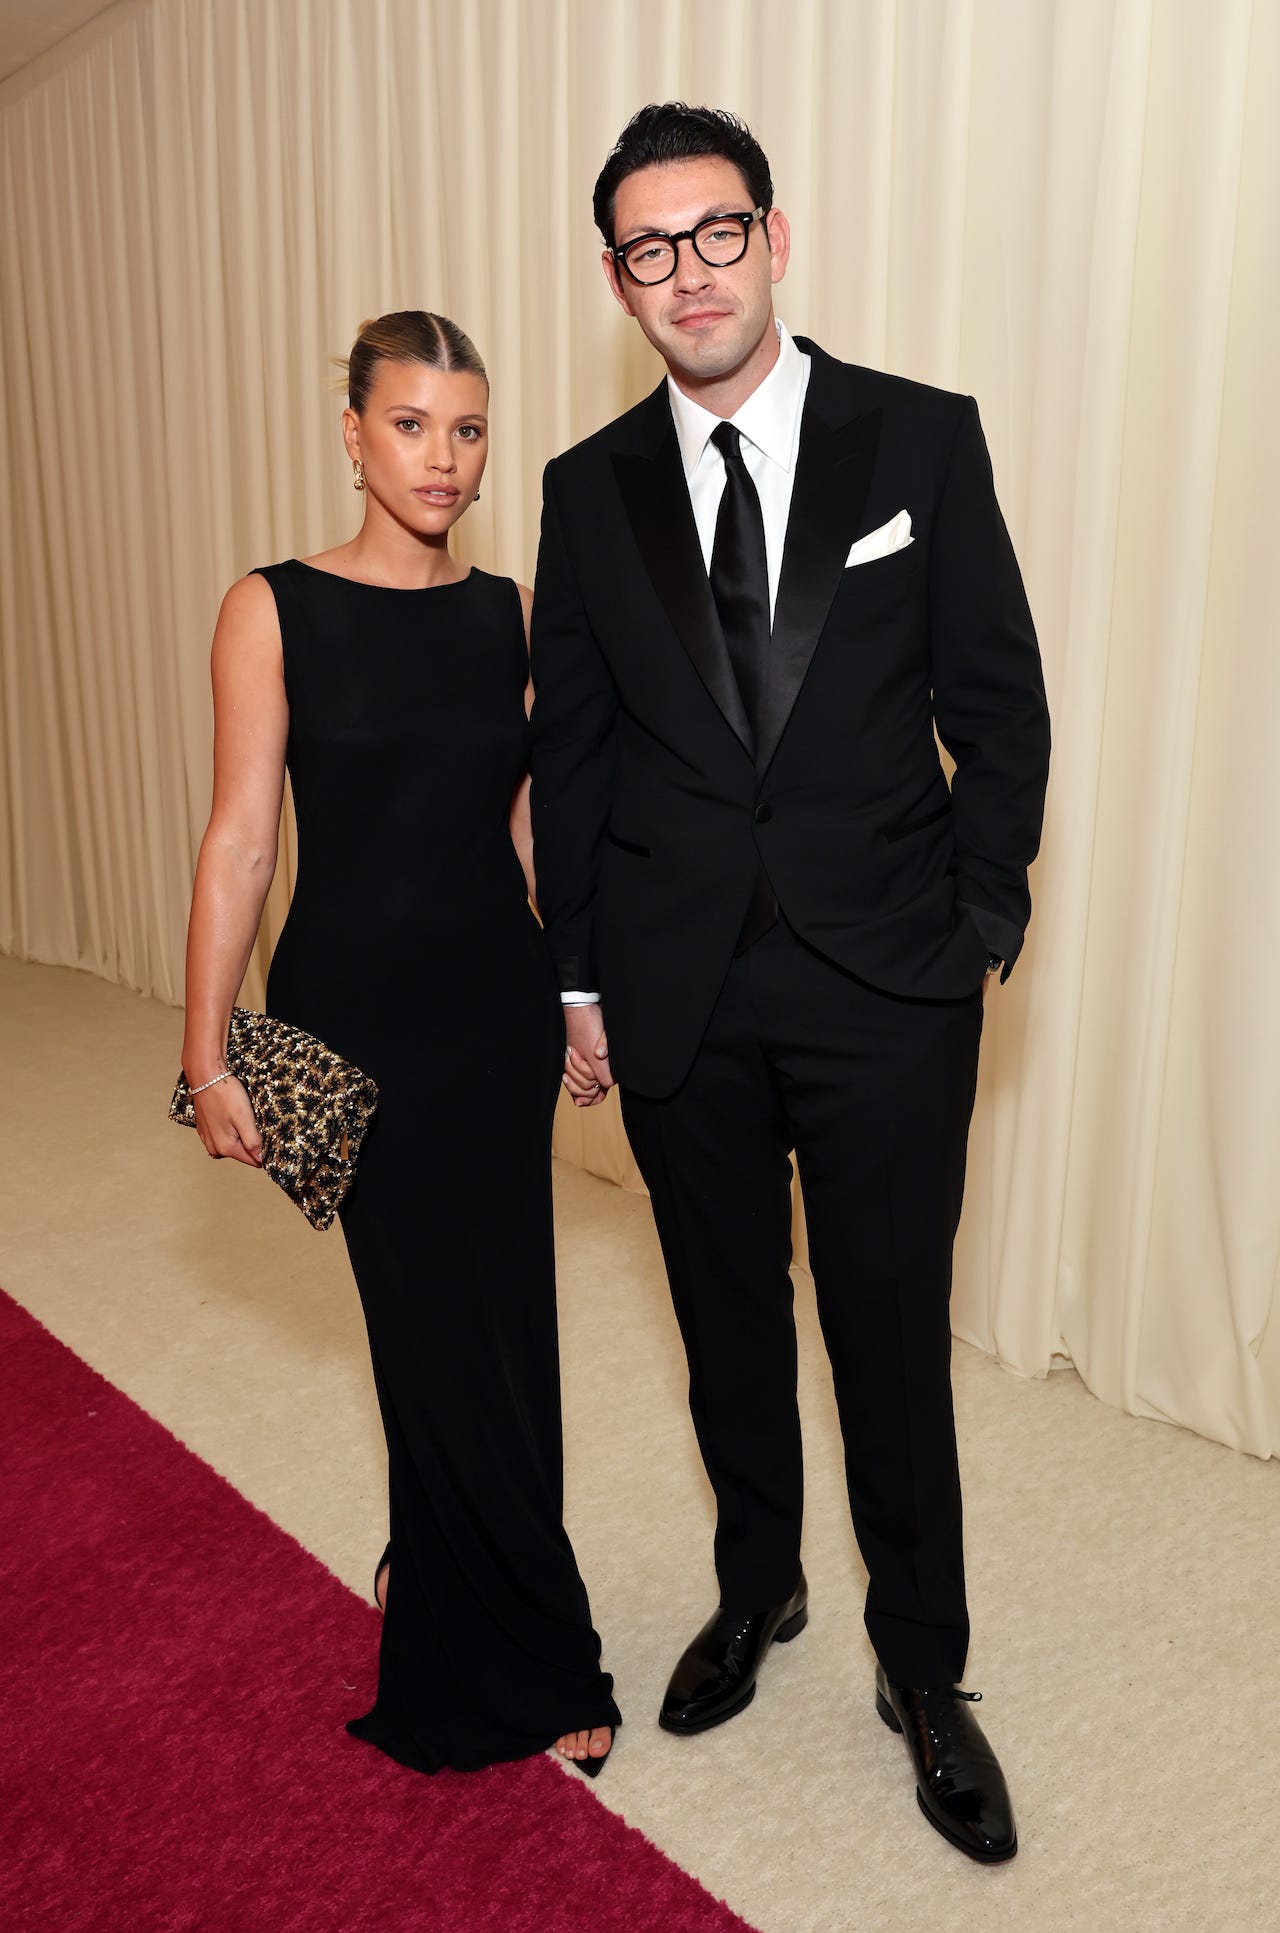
[593, 103, 773, 248]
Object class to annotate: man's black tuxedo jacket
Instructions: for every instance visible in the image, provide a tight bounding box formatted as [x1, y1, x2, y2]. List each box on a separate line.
[529, 338, 1050, 1100]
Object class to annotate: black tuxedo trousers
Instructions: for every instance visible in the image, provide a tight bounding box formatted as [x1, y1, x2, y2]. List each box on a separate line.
[622, 920, 981, 1687]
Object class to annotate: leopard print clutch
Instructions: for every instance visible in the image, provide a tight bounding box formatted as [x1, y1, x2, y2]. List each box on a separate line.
[169, 1007, 380, 1231]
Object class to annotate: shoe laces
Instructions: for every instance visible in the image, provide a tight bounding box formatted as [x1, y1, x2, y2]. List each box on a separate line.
[912, 1684, 984, 1754]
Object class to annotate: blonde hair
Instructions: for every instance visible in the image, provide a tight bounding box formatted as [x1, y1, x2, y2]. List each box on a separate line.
[342, 310, 487, 412]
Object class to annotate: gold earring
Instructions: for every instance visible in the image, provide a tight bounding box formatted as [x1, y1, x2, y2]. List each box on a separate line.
[352, 459, 366, 492]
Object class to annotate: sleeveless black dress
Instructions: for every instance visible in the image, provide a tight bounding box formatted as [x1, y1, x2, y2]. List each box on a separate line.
[256, 559, 618, 1772]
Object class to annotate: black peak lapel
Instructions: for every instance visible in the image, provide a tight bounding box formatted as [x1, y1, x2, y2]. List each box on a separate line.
[755, 397, 882, 780]
[612, 423, 754, 759]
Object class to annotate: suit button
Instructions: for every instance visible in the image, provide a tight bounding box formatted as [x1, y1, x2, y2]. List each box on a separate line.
[754, 803, 772, 824]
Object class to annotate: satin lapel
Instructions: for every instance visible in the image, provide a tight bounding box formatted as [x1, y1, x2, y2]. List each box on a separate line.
[756, 405, 883, 779]
[612, 431, 754, 758]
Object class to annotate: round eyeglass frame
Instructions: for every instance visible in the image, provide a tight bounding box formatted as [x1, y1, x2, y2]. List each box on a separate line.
[611, 206, 768, 286]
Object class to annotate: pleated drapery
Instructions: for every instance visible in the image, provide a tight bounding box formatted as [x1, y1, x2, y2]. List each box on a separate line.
[2, 0, 1277, 1456]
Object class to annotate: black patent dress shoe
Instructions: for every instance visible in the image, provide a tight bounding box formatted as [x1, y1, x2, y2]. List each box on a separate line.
[659, 1573, 808, 1735]
[875, 1665, 1017, 1862]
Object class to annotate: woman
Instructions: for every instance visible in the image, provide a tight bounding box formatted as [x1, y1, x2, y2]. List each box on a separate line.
[182, 311, 618, 1775]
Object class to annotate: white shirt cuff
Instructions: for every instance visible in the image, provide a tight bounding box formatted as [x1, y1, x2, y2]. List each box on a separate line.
[560, 991, 600, 1007]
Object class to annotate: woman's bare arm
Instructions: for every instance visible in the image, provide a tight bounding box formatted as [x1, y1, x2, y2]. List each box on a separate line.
[510, 581, 537, 906]
[182, 572, 288, 1163]
[514, 579, 600, 1105]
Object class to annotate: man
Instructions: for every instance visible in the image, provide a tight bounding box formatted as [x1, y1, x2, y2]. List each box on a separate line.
[530, 104, 1049, 1862]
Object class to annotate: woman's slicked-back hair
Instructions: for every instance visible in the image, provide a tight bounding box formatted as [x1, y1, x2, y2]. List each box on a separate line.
[592, 103, 773, 248]
[344, 310, 487, 413]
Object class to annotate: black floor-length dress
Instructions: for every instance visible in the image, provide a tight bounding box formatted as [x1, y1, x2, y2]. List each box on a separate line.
[255, 559, 618, 1772]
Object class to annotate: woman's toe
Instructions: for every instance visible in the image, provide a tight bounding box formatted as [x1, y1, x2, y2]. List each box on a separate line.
[554, 1727, 610, 1763]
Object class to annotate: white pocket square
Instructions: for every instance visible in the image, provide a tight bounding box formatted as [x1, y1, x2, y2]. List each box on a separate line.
[844, 509, 913, 569]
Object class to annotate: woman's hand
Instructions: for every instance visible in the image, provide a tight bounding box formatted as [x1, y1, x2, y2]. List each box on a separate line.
[562, 1044, 604, 1103]
[562, 1005, 613, 1106]
[193, 1076, 264, 1166]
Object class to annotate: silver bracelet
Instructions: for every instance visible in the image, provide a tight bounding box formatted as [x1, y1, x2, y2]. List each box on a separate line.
[188, 1069, 234, 1095]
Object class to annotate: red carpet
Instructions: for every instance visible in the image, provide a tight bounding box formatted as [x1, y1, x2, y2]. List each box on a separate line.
[0, 1290, 758, 1933]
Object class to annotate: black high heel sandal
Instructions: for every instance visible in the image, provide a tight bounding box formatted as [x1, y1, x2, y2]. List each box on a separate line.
[373, 1542, 391, 1612]
[563, 1716, 621, 1779]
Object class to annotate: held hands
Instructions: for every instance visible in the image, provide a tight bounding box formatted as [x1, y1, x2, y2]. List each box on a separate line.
[192, 1075, 264, 1166]
[562, 1004, 615, 1107]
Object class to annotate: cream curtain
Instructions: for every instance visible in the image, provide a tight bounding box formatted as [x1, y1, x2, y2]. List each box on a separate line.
[2, 0, 1276, 1456]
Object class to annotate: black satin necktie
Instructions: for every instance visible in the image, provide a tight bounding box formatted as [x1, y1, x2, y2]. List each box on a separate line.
[709, 421, 770, 741]
[709, 421, 778, 951]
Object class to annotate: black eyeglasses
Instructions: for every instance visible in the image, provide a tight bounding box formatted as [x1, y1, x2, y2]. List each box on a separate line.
[611, 207, 768, 286]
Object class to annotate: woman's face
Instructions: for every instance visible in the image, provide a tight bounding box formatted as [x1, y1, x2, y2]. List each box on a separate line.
[343, 358, 488, 537]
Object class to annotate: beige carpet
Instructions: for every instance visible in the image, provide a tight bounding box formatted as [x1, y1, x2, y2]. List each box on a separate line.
[2, 954, 1275, 1933]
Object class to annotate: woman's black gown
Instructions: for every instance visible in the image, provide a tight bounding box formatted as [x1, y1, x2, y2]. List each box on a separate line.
[256, 559, 618, 1772]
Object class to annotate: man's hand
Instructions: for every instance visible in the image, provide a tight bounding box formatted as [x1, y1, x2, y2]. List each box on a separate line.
[563, 1003, 614, 1107]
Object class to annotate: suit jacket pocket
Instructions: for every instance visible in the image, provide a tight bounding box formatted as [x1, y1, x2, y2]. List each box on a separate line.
[882, 800, 952, 845]
[605, 828, 652, 859]
[831, 538, 921, 618]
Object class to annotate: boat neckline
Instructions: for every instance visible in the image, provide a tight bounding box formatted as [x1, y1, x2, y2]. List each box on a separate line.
[288, 559, 476, 591]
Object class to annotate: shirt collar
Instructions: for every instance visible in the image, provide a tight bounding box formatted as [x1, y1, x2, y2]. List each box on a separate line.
[668, 320, 808, 480]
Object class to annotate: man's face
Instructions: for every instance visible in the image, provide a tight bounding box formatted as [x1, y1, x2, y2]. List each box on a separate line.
[603, 156, 789, 389]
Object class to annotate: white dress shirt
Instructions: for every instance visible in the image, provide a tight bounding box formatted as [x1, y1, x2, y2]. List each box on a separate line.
[667, 319, 811, 621]
[561, 320, 810, 1008]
